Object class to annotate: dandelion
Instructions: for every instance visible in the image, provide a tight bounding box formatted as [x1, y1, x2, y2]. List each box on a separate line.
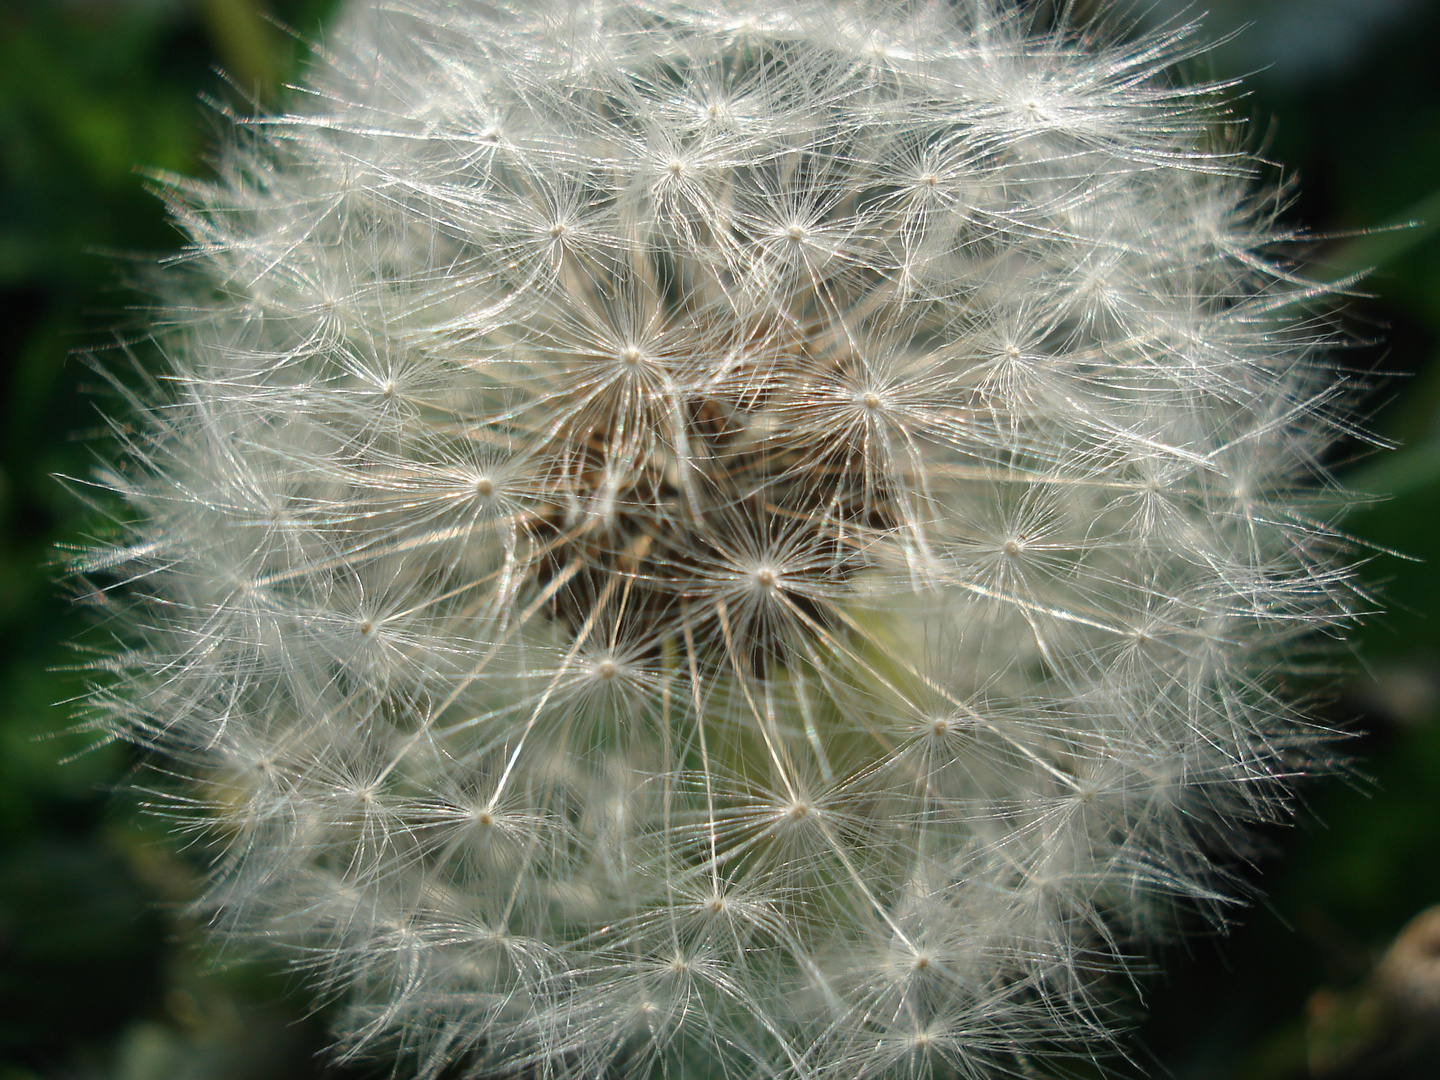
[75, 0, 1364, 1076]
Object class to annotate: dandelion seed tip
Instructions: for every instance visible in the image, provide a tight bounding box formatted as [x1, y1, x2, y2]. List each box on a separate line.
[785, 222, 807, 241]
[753, 566, 778, 589]
[594, 658, 618, 680]
[474, 476, 493, 497]
[620, 346, 643, 366]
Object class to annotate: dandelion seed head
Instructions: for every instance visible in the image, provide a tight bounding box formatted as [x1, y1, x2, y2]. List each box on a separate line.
[77, 0, 1367, 1077]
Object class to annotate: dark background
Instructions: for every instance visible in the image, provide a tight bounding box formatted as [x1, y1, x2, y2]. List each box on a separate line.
[0, 1, 1437, 1078]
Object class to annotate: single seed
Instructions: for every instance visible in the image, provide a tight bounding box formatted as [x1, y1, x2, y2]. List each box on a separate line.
[595, 658, 618, 680]
[861, 391, 882, 410]
[474, 476, 493, 497]
[786, 223, 806, 241]
[754, 567, 777, 588]
[621, 346, 642, 366]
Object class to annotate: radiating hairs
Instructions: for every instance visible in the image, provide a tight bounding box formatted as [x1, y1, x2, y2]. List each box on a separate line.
[74, 1, 1364, 1077]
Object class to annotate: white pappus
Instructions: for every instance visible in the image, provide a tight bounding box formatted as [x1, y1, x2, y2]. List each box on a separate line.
[73, 1, 1367, 1077]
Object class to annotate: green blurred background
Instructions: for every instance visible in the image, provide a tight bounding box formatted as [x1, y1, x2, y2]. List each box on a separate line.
[0, 1, 1437, 1078]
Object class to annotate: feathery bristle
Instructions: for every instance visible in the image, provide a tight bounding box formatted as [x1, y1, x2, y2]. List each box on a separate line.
[76, 2, 1364, 1077]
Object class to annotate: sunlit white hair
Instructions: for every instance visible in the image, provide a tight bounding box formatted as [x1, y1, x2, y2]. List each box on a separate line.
[77, 0, 1363, 1076]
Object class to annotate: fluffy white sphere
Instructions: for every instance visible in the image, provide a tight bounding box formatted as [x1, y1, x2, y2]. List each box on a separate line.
[82, 1, 1361, 1076]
